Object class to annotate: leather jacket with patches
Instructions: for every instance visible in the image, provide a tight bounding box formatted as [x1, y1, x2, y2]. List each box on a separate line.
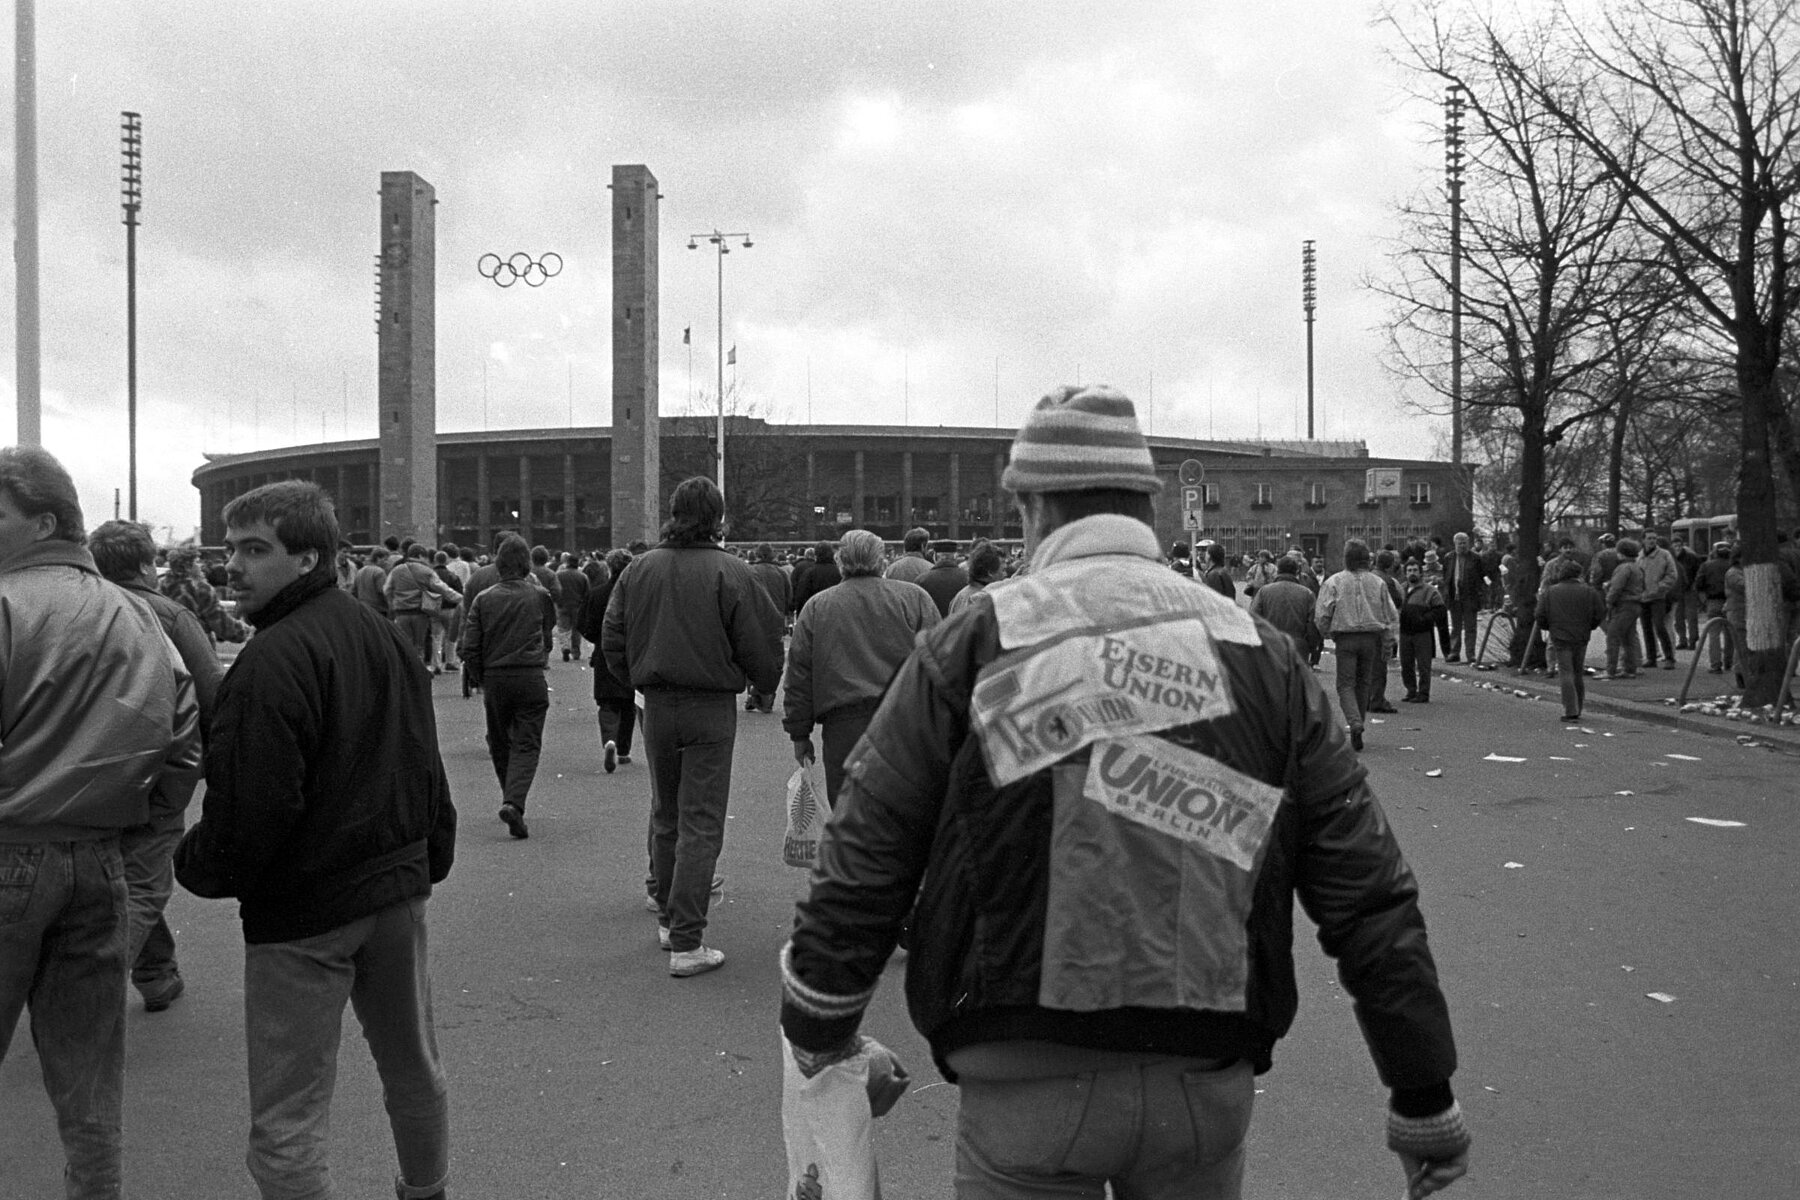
[781, 515, 1458, 1104]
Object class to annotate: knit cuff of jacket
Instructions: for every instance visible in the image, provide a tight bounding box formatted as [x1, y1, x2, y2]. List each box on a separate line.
[780, 940, 876, 1060]
[1386, 1100, 1471, 1160]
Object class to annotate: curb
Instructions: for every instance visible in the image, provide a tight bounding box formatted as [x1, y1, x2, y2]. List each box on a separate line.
[1430, 661, 1800, 754]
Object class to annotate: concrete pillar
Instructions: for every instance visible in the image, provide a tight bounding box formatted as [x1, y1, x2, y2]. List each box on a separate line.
[610, 165, 661, 547]
[376, 171, 436, 544]
[993, 451, 1006, 537]
[901, 451, 914, 529]
[563, 452, 577, 553]
[519, 454, 532, 543]
[947, 453, 961, 538]
[805, 452, 816, 538]
[476, 454, 490, 549]
[853, 451, 865, 525]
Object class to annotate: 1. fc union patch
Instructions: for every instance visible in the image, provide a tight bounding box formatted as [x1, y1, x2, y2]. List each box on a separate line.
[1081, 733, 1282, 871]
[970, 619, 1236, 786]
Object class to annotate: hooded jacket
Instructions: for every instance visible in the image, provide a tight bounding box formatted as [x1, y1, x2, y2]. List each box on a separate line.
[175, 572, 456, 943]
[781, 514, 1457, 1111]
[0, 541, 200, 840]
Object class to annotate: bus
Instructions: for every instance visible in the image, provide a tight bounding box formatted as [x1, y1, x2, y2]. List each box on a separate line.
[1670, 514, 1737, 549]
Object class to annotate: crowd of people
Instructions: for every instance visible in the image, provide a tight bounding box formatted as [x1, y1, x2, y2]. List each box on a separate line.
[2, 388, 1484, 1200]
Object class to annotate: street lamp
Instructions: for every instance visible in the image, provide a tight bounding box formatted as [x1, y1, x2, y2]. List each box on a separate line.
[121, 111, 143, 519]
[1301, 239, 1316, 439]
[1445, 84, 1466, 467]
[687, 229, 752, 500]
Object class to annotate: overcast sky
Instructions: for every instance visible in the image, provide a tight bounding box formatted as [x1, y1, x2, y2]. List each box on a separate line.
[5, 0, 1449, 540]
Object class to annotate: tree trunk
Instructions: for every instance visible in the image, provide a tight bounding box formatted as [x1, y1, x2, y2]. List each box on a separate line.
[1516, 418, 1547, 583]
[1737, 361, 1790, 707]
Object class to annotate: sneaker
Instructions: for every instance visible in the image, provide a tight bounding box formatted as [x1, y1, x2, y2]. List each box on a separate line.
[617, 753, 632, 765]
[1370, 702, 1398, 714]
[643, 893, 660, 913]
[657, 925, 671, 950]
[1401, 693, 1419, 702]
[669, 946, 725, 977]
[499, 803, 529, 839]
[141, 974, 185, 1013]
[1561, 713, 1581, 721]
[1661, 661, 1675, 669]
[603, 740, 617, 773]
[744, 696, 758, 712]
[1350, 727, 1364, 752]
[1415, 696, 1430, 704]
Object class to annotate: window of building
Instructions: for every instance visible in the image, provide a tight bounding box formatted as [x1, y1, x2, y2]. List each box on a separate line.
[1202, 483, 1220, 508]
[1252, 482, 1274, 508]
[1411, 481, 1432, 505]
[1306, 482, 1326, 507]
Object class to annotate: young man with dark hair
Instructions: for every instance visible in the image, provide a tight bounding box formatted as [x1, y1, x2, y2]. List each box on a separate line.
[603, 477, 783, 976]
[884, 526, 934, 584]
[176, 480, 457, 1200]
[461, 534, 555, 839]
[88, 518, 223, 1013]
[0, 448, 199, 1197]
[780, 387, 1468, 1199]
[1199, 540, 1236, 599]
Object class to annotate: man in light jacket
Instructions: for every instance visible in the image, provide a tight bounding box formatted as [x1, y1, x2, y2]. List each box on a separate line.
[0, 446, 200, 1198]
[385, 543, 461, 669]
[1315, 538, 1401, 752]
[1636, 533, 1680, 670]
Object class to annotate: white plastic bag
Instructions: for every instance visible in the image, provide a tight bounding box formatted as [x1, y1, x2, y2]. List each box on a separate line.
[782, 1037, 880, 1200]
[784, 762, 825, 869]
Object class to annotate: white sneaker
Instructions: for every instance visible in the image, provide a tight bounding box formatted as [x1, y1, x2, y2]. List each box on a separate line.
[657, 925, 671, 950]
[603, 740, 617, 773]
[669, 946, 725, 977]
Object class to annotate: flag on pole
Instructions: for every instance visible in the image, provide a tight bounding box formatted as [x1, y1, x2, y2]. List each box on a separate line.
[727, 345, 736, 366]
[682, 326, 690, 345]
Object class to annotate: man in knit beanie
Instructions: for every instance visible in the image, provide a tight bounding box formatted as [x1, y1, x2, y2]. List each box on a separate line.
[780, 385, 1470, 1199]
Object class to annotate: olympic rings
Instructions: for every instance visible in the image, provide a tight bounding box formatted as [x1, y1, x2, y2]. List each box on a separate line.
[477, 251, 564, 288]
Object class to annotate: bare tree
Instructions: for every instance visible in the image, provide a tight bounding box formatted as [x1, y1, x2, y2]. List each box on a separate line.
[1492, 0, 1800, 702]
[1376, 4, 1666, 579]
[660, 387, 807, 542]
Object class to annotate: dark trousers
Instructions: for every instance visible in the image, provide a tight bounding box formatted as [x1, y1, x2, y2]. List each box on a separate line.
[1605, 603, 1642, 674]
[1679, 592, 1701, 645]
[820, 700, 881, 807]
[1331, 631, 1383, 732]
[1449, 598, 1481, 659]
[1553, 640, 1588, 717]
[643, 691, 737, 952]
[597, 699, 637, 757]
[482, 669, 549, 811]
[1640, 598, 1676, 663]
[394, 611, 434, 667]
[1399, 631, 1436, 698]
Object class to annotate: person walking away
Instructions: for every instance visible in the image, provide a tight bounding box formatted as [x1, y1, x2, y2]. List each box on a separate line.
[948, 539, 1003, 616]
[460, 535, 554, 839]
[1368, 550, 1405, 712]
[386, 544, 460, 670]
[792, 540, 841, 617]
[1, 449, 200, 1199]
[554, 552, 590, 663]
[351, 545, 393, 616]
[1695, 542, 1734, 673]
[1441, 532, 1487, 663]
[782, 529, 940, 806]
[1602, 538, 1646, 679]
[602, 477, 784, 977]
[745, 542, 792, 712]
[1250, 557, 1316, 654]
[779, 386, 1469, 1200]
[174, 480, 455, 1200]
[432, 550, 464, 673]
[1316, 539, 1400, 752]
[1637, 533, 1680, 669]
[1199, 540, 1236, 599]
[89, 519, 222, 1014]
[1398, 559, 1447, 703]
[918, 539, 970, 618]
[577, 549, 636, 771]
[884, 526, 934, 584]
[1538, 559, 1608, 720]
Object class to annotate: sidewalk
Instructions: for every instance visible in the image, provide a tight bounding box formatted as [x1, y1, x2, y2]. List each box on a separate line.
[1426, 631, 1800, 753]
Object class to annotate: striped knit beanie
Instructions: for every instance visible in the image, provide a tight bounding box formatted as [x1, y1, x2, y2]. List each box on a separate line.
[1001, 384, 1162, 496]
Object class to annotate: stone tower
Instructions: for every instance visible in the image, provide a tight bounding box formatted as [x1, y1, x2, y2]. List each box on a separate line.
[611, 165, 660, 546]
[377, 171, 437, 543]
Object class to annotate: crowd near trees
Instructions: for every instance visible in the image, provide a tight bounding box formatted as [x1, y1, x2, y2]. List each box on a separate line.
[1377, 0, 1800, 704]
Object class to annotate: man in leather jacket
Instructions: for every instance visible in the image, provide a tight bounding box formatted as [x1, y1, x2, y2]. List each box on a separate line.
[780, 386, 1470, 1199]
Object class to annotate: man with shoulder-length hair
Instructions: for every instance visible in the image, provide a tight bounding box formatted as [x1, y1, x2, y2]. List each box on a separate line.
[461, 534, 555, 839]
[175, 480, 457, 1200]
[603, 477, 783, 977]
[0, 447, 198, 1200]
[780, 386, 1468, 1199]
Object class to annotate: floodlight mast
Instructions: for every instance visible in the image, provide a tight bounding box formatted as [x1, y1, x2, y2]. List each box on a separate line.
[686, 230, 752, 501]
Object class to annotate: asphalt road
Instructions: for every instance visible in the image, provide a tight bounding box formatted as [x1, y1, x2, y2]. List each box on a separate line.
[4, 649, 1796, 1198]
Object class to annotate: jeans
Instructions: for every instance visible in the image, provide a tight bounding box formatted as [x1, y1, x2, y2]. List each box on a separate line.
[244, 898, 449, 1200]
[1552, 641, 1587, 717]
[1605, 603, 1642, 675]
[954, 1058, 1254, 1199]
[482, 669, 549, 812]
[1331, 631, 1383, 733]
[1679, 591, 1701, 645]
[1399, 630, 1436, 698]
[556, 610, 582, 658]
[432, 608, 459, 669]
[1640, 598, 1675, 663]
[393, 611, 434, 668]
[642, 691, 737, 952]
[120, 813, 184, 994]
[1448, 598, 1481, 659]
[597, 699, 637, 758]
[820, 700, 880, 807]
[0, 837, 128, 1200]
